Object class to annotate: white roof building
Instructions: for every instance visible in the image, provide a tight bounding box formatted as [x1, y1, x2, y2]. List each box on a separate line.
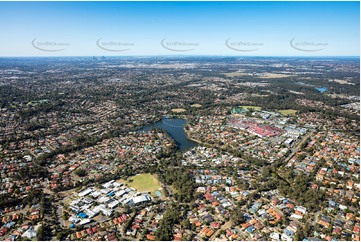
[295, 206, 307, 214]
[22, 224, 40, 239]
[83, 198, 94, 204]
[108, 200, 120, 209]
[78, 188, 93, 197]
[22, 227, 38, 239]
[290, 213, 303, 220]
[93, 204, 113, 216]
[115, 190, 126, 197]
[102, 180, 114, 188]
[84, 208, 98, 218]
[98, 196, 110, 204]
[281, 233, 292, 241]
[70, 199, 81, 206]
[129, 195, 152, 206]
[100, 188, 110, 194]
[270, 232, 280, 240]
[91, 191, 101, 198]
[68, 215, 80, 223]
[79, 218, 91, 225]
[113, 182, 122, 187]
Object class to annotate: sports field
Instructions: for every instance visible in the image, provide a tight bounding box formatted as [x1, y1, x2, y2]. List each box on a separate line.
[171, 108, 186, 113]
[240, 105, 262, 111]
[191, 104, 202, 108]
[278, 109, 298, 115]
[257, 73, 293, 78]
[126, 173, 161, 195]
[223, 72, 246, 77]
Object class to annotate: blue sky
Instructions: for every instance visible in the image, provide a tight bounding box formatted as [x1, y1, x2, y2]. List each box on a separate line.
[0, 1, 359, 56]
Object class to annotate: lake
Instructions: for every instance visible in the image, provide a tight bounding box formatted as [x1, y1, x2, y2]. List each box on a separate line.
[139, 118, 198, 152]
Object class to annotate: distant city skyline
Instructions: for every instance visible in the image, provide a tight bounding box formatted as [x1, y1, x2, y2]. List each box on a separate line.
[0, 1, 359, 56]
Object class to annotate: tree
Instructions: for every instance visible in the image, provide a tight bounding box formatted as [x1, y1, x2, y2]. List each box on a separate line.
[62, 211, 70, 220]
[75, 168, 87, 177]
[37, 225, 45, 240]
[230, 207, 245, 226]
[156, 204, 180, 240]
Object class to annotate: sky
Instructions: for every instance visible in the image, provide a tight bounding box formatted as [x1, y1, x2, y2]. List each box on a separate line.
[0, 1, 359, 57]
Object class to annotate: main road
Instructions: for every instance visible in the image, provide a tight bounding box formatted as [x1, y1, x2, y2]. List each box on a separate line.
[57, 205, 65, 227]
[283, 131, 315, 165]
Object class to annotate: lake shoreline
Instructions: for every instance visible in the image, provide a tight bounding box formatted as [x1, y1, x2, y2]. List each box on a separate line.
[139, 117, 198, 152]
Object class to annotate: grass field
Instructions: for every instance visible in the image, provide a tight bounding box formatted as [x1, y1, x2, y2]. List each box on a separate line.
[223, 72, 246, 77]
[278, 109, 298, 115]
[240, 105, 262, 111]
[191, 104, 202, 108]
[329, 79, 354, 85]
[171, 108, 186, 113]
[126, 173, 161, 196]
[257, 73, 293, 78]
